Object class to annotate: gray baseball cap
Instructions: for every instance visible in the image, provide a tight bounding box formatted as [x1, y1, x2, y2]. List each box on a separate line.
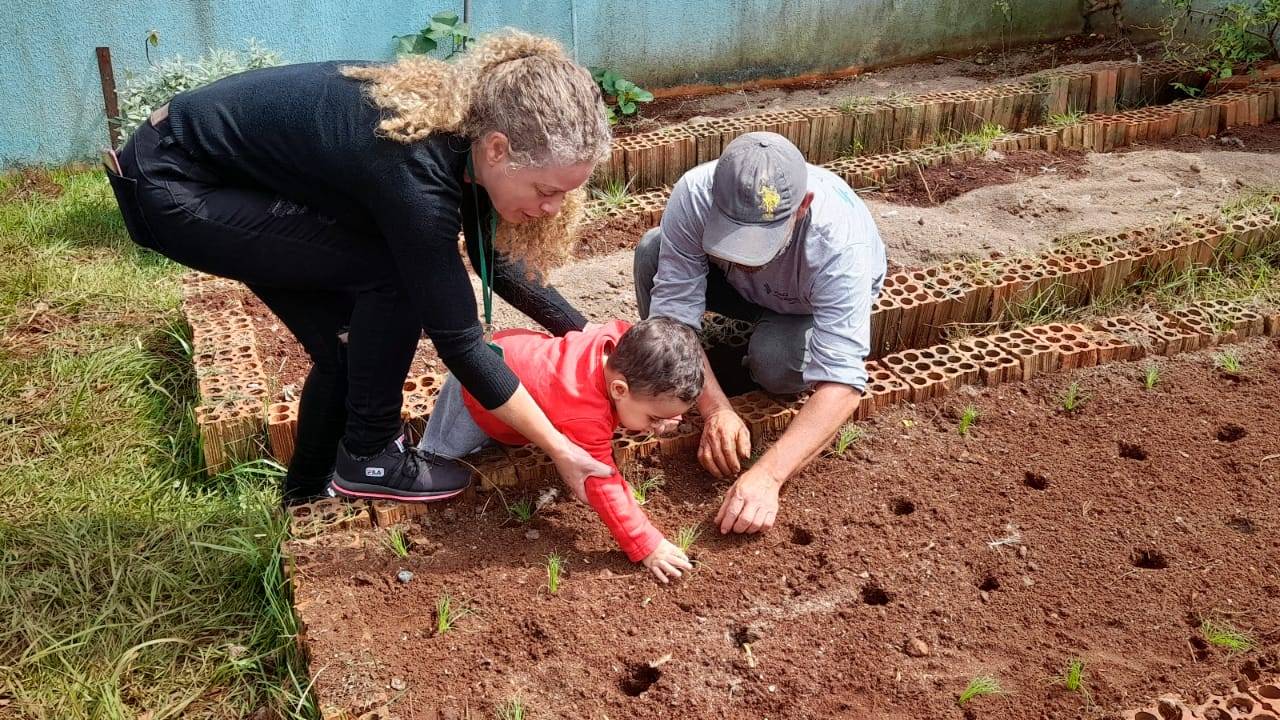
[702, 132, 808, 267]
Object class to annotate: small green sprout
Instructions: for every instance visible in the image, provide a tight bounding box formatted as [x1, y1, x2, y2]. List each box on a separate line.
[384, 526, 410, 558]
[508, 497, 536, 524]
[1214, 349, 1243, 375]
[631, 474, 664, 505]
[674, 525, 701, 554]
[1200, 618, 1255, 653]
[1060, 382, 1088, 412]
[831, 423, 863, 455]
[1048, 109, 1085, 126]
[495, 697, 526, 720]
[546, 552, 564, 594]
[435, 592, 470, 634]
[957, 404, 980, 436]
[957, 674, 1003, 705]
[1142, 363, 1160, 390]
[1052, 657, 1090, 699]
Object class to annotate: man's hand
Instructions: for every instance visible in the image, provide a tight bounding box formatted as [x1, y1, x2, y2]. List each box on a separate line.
[641, 539, 694, 584]
[714, 466, 782, 534]
[698, 408, 751, 478]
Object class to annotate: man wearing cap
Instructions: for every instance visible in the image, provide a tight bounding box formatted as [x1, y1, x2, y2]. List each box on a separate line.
[634, 132, 887, 536]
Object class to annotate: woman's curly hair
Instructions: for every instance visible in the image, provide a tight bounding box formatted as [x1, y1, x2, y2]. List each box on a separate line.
[343, 30, 611, 277]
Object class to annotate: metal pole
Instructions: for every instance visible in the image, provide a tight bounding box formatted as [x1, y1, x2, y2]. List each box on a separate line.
[95, 47, 121, 149]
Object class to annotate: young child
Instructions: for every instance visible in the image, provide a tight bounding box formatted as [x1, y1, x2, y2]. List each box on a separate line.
[427, 317, 701, 583]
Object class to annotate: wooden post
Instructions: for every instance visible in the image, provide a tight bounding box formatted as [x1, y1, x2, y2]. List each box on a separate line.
[95, 47, 121, 149]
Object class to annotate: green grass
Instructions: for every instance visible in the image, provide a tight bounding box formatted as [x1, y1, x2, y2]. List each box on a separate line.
[1053, 658, 1089, 697]
[384, 526, 410, 558]
[1214, 348, 1243, 374]
[0, 167, 315, 718]
[958, 122, 1006, 152]
[674, 525, 701, 554]
[830, 423, 863, 455]
[630, 473, 664, 506]
[589, 177, 633, 211]
[434, 592, 471, 634]
[1047, 109, 1085, 127]
[1059, 382, 1088, 413]
[546, 552, 564, 594]
[507, 497, 537, 524]
[495, 697, 527, 720]
[957, 674, 1003, 705]
[957, 404, 980, 436]
[1200, 618, 1255, 653]
[1142, 363, 1161, 390]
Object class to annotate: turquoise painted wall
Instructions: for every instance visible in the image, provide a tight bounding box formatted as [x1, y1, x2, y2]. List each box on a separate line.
[2, 0, 1173, 166]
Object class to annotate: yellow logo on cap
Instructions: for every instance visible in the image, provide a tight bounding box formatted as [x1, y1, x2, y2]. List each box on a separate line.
[757, 184, 781, 220]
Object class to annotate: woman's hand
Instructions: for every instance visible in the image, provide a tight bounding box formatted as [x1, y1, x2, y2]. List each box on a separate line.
[550, 437, 612, 503]
[698, 408, 752, 478]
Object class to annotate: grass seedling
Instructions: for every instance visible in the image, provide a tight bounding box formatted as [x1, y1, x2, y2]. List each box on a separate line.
[958, 122, 1005, 152]
[590, 177, 633, 211]
[1142, 363, 1160, 390]
[546, 553, 564, 594]
[957, 674, 1003, 705]
[495, 697, 526, 720]
[837, 96, 876, 113]
[631, 473, 664, 505]
[957, 404, 980, 437]
[507, 497, 536, 524]
[435, 592, 471, 634]
[1059, 382, 1088, 413]
[384, 526, 410, 558]
[674, 525, 701, 554]
[830, 423, 863, 455]
[1052, 658, 1089, 698]
[1047, 109, 1085, 126]
[1200, 618, 1255, 653]
[1214, 349, 1243, 375]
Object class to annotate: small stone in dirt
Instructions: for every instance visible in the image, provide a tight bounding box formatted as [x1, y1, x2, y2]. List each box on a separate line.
[396, 570, 414, 584]
[1190, 163, 1202, 173]
[905, 638, 930, 657]
[917, 217, 925, 226]
[1127, 175, 1143, 182]
[390, 677, 406, 691]
[979, 591, 990, 603]
[353, 572, 375, 586]
[1022, 575, 1034, 587]
[1017, 545, 1028, 558]
[524, 529, 540, 540]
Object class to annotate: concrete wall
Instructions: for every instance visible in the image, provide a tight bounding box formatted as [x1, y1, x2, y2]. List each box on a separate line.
[2, 0, 1172, 166]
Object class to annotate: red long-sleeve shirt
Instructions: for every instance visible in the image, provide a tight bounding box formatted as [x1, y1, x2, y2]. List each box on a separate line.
[460, 320, 663, 562]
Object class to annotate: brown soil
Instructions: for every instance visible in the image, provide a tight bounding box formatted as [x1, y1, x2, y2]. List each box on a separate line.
[614, 36, 1153, 137]
[0, 167, 64, 203]
[291, 338, 1280, 720]
[1121, 120, 1280, 155]
[574, 214, 651, 261]
[867, 150, 1092, 207]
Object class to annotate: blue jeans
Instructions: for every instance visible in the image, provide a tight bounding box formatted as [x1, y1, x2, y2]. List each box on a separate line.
[417, 375, 493, 459]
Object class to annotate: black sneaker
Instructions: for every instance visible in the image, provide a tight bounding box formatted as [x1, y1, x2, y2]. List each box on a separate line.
[329, 434, 471, 502]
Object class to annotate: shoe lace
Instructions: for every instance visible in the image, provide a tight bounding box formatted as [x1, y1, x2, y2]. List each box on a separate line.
[400, 448, 425, 478]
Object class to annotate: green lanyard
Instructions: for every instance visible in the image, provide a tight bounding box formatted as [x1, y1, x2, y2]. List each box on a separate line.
[466, 152, 503, 358]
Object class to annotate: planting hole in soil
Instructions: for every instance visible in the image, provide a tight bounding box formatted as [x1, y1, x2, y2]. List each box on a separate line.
[1131, 548, 1169, 570]
[861, 584, 893, 606]
[1226, 516, 1258, 534]
[978, 575, 1000, 592]
[1023, 471, 1050, 490]
[619, 663, 661, 697]
[891, 497, 916, 516]
[1215, 424, 1248, 442]
[1118, 442, 1149, 461]
[730, 625, 761, 647]
[791, 527, 814, 546]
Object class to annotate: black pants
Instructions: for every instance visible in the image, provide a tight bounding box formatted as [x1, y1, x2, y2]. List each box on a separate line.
[109, 119, 481, 497]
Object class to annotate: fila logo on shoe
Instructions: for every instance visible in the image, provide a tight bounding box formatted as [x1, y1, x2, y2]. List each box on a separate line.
[365, 467, 386, 478]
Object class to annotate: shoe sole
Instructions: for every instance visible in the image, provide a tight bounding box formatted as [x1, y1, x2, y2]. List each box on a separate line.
[328, 475, 469, 503]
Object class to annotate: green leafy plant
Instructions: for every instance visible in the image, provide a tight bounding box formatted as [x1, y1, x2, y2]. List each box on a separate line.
[957, 674, 1003, 705]
[435, 592, 471, 634]
[546, 552, 564, 594]
[957, 404, 980, 436]
[1215, 348, 1243, 374]
[1142, 363, 1161, 389]
[837, 138, 867, 159]
[1171, 80, 1204, 97]
[384, 526, 410, 558]
[507, 497, 537, 524]
[496, 697, 526, 720]
[1201, 618, 1256, 652]
[960, 122, 1007, 152]
[394, 10, 474, 58]
[674, 525, 701, 554]
[830, 423, 863, 455]
[1048, 109, 1086, 126]
[1051, 658, 1090, 699]
[1161, 0, 1280, 80]
[116, 37, 280, 136]
[1060, 382, 1088, 413]
[590, 177, 634, 211]
[631, 473, 665, 506]
[591, 68, 654, 124]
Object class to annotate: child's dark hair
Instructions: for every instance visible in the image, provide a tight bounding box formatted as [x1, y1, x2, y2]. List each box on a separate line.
[608, 317, 704, 403]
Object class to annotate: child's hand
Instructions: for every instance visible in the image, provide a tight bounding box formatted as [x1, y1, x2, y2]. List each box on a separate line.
[641, 539, 693, 584]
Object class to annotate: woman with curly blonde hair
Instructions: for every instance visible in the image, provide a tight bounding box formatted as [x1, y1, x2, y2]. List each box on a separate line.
[105, 30, 614, 503]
